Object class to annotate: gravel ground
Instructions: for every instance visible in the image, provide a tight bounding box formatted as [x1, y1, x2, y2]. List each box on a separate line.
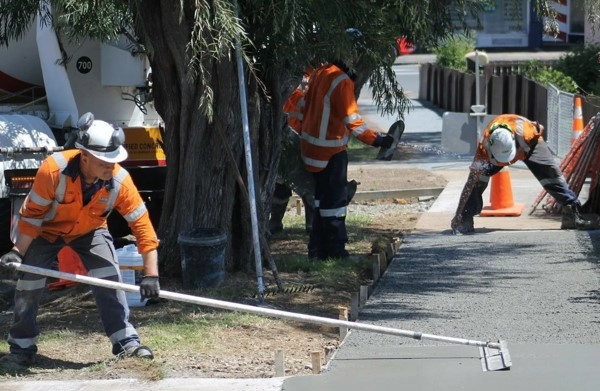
[336, 229, 600, 349]
[348, 198, 436, 215]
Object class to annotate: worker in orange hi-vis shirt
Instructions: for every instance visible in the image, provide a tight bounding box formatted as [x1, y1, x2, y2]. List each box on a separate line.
[300, 60, 394, 260]
[0, 113, 159, 368]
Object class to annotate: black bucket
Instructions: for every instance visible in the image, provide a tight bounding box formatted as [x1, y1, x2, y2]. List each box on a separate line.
[178, 228, 227, 289]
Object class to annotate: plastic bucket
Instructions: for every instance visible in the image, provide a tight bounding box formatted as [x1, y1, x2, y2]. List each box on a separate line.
[116, 244, 147, 307]
[178, 228, 227, 289]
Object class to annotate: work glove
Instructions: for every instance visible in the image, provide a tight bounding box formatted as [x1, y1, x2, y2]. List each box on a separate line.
[0, 249, 23, 279]
[139, 276, 160, 300]
[372, 134, 395, 149]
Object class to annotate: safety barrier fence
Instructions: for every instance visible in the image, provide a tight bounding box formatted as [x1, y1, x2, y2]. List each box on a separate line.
[419, 62, 600, 159]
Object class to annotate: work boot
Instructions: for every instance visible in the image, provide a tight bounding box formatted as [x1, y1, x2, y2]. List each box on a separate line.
[347, 180, 358, 203]
[561, 203, 596, 230]
[118, 345, 154, 360]
[268, 200, 289, 235]
[302, 195, 315, 234]
[0, 352, 36, 368]
[453, 216, 475, 234]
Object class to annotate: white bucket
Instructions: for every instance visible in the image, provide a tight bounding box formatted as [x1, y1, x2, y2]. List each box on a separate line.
[116, 244, 147, 307]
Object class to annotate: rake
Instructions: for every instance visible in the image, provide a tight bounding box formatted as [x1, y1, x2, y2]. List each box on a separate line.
[11, 262, 511, 372]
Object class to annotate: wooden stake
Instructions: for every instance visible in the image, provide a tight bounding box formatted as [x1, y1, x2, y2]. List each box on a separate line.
[372, 258, 381, 282]
[274, 349, 285, 377]
[386, 242, 395, 259]
[350, 292, 359, 321]
[311, 351, 321, 374]
[379, 251, 388, 271]
[360, 285, 369, 307]
[296, 199, 302, 215]
[338, 307, 348, 340]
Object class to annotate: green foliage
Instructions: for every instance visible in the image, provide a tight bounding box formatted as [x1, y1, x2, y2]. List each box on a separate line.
[520, 60, 579, 93]
[432, 34, 476, 71]
[554, 45, 600, 95]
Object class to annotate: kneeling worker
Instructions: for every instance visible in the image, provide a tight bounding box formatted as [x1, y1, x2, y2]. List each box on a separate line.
[451, 114, 595, 233]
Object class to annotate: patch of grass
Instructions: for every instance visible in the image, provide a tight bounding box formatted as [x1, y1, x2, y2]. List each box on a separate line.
[144, 309, 266, 352]
[39, 328, 79, 343]
[87, 362, 109, 372]
[282, 214, 304, 229]
[346, 213, 373, 227]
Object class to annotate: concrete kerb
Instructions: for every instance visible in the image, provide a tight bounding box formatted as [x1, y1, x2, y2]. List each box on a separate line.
[1, 377, 286, 391]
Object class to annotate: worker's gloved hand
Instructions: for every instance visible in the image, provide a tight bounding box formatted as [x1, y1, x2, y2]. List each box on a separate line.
[0, 249, 23, 279]
[372, 134, 395, 149]
[139, 276, 160, 300]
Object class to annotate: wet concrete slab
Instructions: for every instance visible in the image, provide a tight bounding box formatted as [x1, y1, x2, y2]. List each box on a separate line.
[284, 344, 600, 391]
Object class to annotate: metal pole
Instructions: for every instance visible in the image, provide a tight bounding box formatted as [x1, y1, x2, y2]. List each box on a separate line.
[232, 0, 264, 298]
[13, 263, 504, 351]
[475, 51, 481, 107]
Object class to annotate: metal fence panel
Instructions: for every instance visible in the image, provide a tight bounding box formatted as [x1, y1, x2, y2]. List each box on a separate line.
[546, 84, 574, 159]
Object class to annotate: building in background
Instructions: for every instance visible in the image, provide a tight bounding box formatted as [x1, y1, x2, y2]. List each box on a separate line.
[458, 0, 586, 50]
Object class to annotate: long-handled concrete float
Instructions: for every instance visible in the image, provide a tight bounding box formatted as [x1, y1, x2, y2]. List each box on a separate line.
[11, 262, 512, 372]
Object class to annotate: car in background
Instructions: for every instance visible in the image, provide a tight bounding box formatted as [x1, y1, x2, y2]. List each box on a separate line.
[395, 36, 415, 56]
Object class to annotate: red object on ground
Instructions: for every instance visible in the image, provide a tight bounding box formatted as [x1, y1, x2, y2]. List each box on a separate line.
[47, 247, 87, 291]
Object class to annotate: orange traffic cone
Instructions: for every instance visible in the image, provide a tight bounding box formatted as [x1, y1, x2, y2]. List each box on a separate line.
[47, 247, 87, 291]
[480, 169, 525, 217]
[571, 96, 584, 145]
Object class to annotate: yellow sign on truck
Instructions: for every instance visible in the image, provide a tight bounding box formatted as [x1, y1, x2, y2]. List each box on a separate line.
[122, 127, 166, 166]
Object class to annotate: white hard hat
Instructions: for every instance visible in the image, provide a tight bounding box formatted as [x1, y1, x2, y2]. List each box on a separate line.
[488, 126, 516, 163]
[75, 119, 128, 163]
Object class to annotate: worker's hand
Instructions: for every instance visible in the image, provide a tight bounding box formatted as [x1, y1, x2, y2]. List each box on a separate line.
[0, 249, 23, 279]
[139, 276, 160, 300]
[372, 134, 395, 149]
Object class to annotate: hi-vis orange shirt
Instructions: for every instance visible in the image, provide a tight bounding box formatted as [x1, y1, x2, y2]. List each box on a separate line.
[17, 150, 159, 254]
[300, 64, 379, 172]
[473, 114, 542, 167]
[283, 67, 314, 133]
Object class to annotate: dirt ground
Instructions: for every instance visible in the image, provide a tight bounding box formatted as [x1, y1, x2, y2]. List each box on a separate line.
[0, 166, 448, 381]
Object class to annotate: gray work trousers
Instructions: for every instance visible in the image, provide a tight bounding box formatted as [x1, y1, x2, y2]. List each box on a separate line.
[7, 228, 141, 356]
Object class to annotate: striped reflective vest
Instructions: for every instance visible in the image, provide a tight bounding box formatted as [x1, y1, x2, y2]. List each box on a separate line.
[474, 114, 542, 167]
[17, 150, 159, 253]
[300, 64, 379, 172]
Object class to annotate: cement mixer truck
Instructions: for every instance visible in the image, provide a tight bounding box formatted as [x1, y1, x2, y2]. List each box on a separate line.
[0, 13, 165, 253]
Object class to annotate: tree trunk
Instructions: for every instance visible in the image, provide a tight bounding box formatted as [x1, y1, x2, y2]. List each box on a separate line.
[137, 2, 281, 278]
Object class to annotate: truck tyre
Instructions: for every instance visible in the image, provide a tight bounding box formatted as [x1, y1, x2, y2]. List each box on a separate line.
[0, 199, 14, 253]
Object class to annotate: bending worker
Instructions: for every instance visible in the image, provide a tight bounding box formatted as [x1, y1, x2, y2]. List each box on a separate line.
[300, 60, 393, 260]
[0, 114, 160, 367]
[451, 114, 595, 234]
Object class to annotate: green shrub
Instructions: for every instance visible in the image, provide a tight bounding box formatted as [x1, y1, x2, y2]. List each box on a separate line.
[520, 60, 579, 93]
[432, 34, 476, 71]
[554, 44, 600, 95]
